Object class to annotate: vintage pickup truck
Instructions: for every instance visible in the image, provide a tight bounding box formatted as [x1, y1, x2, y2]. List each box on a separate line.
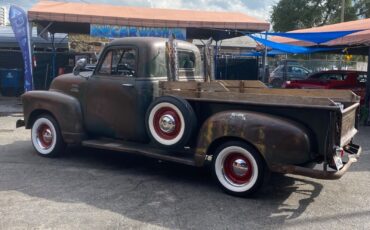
[18, 37, 361, 197]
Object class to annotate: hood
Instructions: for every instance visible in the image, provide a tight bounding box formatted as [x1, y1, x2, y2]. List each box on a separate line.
[49, 72, 90, 97]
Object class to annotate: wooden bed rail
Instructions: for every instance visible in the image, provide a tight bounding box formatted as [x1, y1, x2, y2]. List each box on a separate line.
[159, 80, 359, 103]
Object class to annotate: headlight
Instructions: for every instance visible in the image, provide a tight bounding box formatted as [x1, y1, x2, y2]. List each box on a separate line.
[286, 81, 291, 84]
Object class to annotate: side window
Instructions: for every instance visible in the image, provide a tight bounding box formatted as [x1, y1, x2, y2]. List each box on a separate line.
[292, 66, 305, 75]
[328, 74, 338, 80]
[320, 74, 344, 80]
[98, 48, 137, 77]
[99, 51, 113, 74]
[178, 50, 195, 69]
[115, 49, 137, 77]
[318, 74, 328, 80]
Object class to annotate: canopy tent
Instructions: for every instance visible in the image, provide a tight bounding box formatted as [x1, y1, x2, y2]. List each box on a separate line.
[271, 18, 370, 51]
[28, 1, 270, 40]
[267, 30, 362, 45]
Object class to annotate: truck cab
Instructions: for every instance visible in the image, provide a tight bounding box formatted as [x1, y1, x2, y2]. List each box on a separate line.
[50, 37, 203, 142]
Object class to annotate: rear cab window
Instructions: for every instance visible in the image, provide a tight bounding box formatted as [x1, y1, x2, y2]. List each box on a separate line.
[178, 50, 195, 69]
[177, 49, 198, 79]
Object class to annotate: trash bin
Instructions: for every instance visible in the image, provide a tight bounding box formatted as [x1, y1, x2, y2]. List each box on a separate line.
[0, 68, 23, 97]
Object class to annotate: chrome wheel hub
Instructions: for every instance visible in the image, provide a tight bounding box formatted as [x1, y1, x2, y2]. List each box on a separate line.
[37, 125, 53, 149]
[232, 158, 249, 177]
[42, 129, 53, 143]
[159, 114, 176, 133]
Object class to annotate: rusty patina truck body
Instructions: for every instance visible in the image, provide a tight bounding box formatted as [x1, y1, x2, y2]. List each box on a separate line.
[19, 37, 361, 196]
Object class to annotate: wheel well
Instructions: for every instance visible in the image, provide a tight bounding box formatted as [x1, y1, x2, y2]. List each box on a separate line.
[27, 109, 56, 129]
[206, 136, 266, 162]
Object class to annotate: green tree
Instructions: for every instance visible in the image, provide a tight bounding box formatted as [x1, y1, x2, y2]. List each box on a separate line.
[270, 0, 358, 32]
[353, 0, 370, 18]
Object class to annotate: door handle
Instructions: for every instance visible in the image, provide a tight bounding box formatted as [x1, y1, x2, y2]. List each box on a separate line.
[122, 83, 134, 87]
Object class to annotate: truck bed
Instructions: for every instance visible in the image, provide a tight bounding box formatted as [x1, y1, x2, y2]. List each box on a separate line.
[159, 80, 360, 156]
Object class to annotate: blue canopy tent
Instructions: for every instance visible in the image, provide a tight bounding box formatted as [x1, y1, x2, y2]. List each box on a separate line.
[266, 30, 361, 44]
[246, 30, 362, 55]
[249, 35, 339, 54]
[245, 30, 361, 84]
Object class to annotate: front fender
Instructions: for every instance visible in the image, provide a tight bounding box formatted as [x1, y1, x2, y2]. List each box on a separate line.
[22, 90, 85, 143]
[195, 111, 312, 167]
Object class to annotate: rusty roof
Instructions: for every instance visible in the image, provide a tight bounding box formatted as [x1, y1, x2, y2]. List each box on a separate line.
[28, 1, 270, 32]
[271, 18, 370, 47]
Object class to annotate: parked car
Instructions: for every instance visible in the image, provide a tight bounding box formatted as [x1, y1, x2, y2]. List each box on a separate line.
[269, 65, 311, 87]
[17, 37, 361, 197]
[283, 70, 367, 104]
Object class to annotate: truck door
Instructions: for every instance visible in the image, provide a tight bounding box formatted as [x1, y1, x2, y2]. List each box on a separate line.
[84, 46, 147, 142]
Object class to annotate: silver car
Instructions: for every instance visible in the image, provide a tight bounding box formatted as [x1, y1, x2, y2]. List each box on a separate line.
[269, 65, 311, 87]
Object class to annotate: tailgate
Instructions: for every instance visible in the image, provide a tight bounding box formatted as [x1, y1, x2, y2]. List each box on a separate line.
[340, 103, 360, 146]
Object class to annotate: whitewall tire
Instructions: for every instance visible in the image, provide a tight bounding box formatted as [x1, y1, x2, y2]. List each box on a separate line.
[31, 114, 65, 157]
[145, 96, 196, 148]
[213, 141, 265, 196]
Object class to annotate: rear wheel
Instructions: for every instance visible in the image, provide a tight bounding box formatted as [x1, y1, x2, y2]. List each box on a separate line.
[212, 141, 265, 197]
[31, 114, 66, 157]
[145, 96, 196, 148]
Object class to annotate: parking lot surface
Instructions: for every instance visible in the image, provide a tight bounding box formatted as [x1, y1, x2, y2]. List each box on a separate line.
[0, 116, 369, 229]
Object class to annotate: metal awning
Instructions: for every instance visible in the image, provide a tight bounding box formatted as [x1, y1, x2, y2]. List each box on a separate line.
[28, 1, 270, 40]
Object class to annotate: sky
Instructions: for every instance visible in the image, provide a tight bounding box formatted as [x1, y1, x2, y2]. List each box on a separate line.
[1, 0, 276, 21]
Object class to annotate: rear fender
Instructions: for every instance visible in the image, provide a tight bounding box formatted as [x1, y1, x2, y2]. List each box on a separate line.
[22, 90, 85, 144]
[195, 111, 312, 167]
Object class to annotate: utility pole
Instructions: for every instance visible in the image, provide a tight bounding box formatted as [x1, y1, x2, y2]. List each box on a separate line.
[341, 0, 345, 22]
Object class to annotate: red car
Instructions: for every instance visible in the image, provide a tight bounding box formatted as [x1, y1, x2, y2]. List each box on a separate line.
[283, 70, 368, 104]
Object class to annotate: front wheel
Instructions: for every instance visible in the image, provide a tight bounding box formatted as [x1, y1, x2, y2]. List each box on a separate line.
[212, 141, 265, 197]
[31, 114, 66, 157]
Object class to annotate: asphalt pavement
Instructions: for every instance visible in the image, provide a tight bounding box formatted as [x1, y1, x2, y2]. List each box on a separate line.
[0, 115, 369, 230]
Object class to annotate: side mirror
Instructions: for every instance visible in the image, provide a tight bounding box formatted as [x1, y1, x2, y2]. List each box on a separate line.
[73, 58, 87, 76]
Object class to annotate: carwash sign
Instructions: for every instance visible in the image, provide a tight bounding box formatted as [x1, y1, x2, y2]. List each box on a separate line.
[90, 24, 186, 40]
[9, 5, 33, 91]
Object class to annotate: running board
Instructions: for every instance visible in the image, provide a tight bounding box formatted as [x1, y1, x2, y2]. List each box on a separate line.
[82, 139, 197, 166]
